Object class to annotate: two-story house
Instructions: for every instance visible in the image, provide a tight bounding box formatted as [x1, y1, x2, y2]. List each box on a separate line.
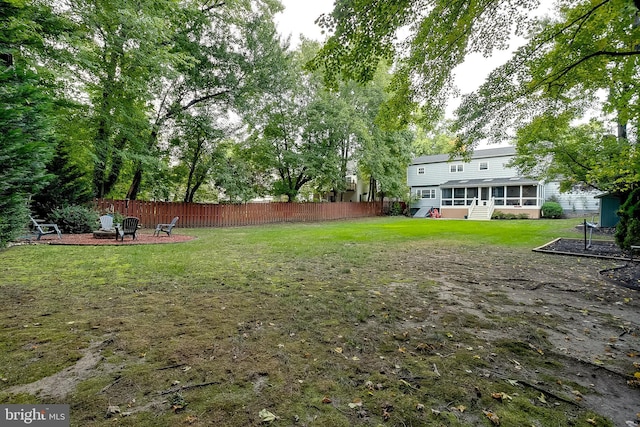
[408, 146, 599, 219]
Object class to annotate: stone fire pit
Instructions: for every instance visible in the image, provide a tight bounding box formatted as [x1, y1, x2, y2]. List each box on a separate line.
[92, 229, 117, 239]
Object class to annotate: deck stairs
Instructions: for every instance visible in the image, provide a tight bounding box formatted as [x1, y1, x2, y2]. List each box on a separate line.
[467, 198, 494, 220]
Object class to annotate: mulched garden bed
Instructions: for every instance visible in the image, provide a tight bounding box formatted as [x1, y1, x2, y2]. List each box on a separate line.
[17, 231, 195, 246]
[535, 237, 640, 291]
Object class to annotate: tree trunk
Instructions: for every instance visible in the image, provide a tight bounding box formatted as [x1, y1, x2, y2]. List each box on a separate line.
[186, 181, 202, 203]
[103, 136, 127, 196]
[617, 122, 627, 140]
[126, 166, 143, 200]
[368, 177, 376, 202]
[184, 167, 195, 203]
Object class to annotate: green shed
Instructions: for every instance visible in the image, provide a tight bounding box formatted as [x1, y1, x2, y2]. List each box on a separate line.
[596, 193, 621, 228]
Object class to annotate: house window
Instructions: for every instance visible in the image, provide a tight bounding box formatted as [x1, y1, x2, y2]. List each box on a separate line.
[479, 162, 488, 170]
[522, 185, 538, 206]
[441, 188, 452, 205]
[450, 164, 464, 173]
[506, 185, 521, 205]
[443, 187, 483, 206]
[492, 186, 505, 205]
[417, 167, 425, 175]
[418, 189, 436, 199]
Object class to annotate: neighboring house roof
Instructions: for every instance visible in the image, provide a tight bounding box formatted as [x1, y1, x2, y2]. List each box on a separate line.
[412, 146, 516, 165]
[440, 177, 540, 188]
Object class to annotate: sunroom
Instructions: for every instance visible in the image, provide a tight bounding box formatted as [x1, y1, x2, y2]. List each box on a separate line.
[439, 178, 545, 219]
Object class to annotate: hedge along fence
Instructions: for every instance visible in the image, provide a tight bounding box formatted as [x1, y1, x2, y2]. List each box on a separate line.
[93, 199, 386, 229]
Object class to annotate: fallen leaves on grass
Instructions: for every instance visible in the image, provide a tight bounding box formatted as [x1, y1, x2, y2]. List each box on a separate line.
[105, 405, 120, 418]
[381, 402, 393, 421]
[491, 392, 512, 402]
[483, 410, 500, 425]
[258, 409, 277, 423]
[348, 399, 362, 409]
[628, 378, 640, 388]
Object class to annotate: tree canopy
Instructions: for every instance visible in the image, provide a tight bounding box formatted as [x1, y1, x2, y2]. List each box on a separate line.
[1, 0, 417, 240]
[311, 0, 639, 191]
[309, 0, 541, 128]
[246, 39, 413, 202]
[453, 0, 639, 196]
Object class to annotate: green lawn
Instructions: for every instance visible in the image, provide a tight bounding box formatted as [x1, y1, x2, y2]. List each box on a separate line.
[0, 218, 617, 426]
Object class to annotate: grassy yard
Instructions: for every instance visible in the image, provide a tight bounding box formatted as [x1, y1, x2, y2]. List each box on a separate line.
[0, 218, 629, 426]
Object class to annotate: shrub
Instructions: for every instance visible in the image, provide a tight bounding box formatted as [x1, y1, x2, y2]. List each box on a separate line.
[492, 211, 506, 219]
[492, 211, 530, 220]
[541, 201, 563, 218]
[49, 205, 100, 234]
[615, 188, 640, 251]
[389, 202, 405, 216]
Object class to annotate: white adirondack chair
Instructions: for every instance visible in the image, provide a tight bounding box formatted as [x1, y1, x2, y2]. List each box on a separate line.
[99, 215, 114, 231]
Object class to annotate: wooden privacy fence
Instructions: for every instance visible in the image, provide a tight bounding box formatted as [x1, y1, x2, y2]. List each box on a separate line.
[93, 199, 385, 229]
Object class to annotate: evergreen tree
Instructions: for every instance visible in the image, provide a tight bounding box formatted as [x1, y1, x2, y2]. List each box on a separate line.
[0, 0, 60, 246]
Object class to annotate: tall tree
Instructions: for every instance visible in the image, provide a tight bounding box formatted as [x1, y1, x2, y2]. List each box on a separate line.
[169, 111, 228, 203]
[0, 0, 70, 246]
[453, 0, 638, 186]
[355, 67, 414, 202]
[411, 119, 457, 157]
[125, 0, 285, 200]
[60, 0, 185, 198]
[246, 38, 321, 202]
[247, 39, 386, 202]
[308, 0, 540, 128]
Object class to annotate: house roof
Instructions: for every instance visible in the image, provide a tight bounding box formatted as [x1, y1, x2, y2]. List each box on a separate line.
[412, 146, 516, 165]
[440, 177, 540, 188]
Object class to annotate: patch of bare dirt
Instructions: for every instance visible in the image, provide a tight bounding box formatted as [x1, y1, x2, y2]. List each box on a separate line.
[398, 242, 640, 427]
[6, 337, 118, 400]
[536, 238, 640, 290]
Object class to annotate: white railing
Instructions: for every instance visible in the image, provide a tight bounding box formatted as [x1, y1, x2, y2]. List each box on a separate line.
[468, 197, 495, 219]
[468, 197, 478, 218]
[487, 197, 495, 219]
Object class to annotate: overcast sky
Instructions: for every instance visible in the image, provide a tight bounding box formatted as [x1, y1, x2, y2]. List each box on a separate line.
[274, 1, 329, 48]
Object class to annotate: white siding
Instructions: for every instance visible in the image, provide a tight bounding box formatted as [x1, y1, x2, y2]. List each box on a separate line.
[412, 186, 441, 210]
[408, 154, 517, 188]
[544, 183, 600, 214]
